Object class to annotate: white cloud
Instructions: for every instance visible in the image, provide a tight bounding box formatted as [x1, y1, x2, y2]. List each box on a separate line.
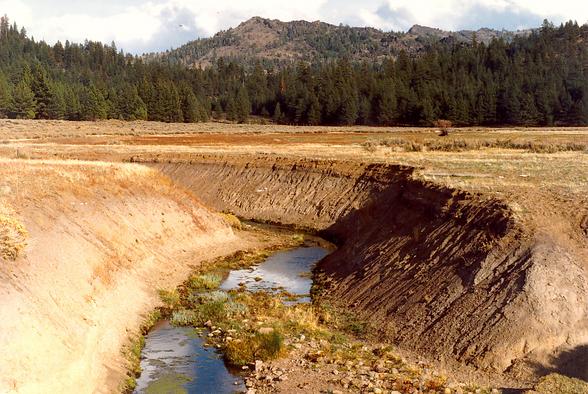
[1, 0, 587, 53]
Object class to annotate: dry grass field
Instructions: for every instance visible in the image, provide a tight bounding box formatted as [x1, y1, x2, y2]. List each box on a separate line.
[1, 119, 586, 233]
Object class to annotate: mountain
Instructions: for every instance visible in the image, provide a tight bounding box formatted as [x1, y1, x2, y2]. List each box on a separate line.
[147, 16, 532, 68]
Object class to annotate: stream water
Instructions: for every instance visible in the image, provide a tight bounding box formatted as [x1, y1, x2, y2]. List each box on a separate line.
[133, 246, 329, 394]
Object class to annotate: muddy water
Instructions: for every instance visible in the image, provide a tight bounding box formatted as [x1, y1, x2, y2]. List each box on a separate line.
[134, 246, 329, 394]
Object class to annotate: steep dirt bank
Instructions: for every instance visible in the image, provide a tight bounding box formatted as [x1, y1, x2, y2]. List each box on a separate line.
[0, 159, 254, 394]
[153, 156, 588, 383]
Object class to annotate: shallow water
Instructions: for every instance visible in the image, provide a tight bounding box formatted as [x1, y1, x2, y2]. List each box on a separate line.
[134, 320, 243, 394]
[220, 246, 330, 302]
[134, 246, 329, 394]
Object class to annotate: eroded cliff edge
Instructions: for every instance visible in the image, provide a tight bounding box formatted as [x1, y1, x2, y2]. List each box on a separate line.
[153, 156, 588, 380]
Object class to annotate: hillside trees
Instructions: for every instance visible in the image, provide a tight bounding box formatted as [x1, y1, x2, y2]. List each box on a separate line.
[0, 14, 587, 126]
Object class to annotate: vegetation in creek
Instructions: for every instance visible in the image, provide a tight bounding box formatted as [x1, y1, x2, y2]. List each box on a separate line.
[119, 310, 162, 393]
[148, 234, 502, 393]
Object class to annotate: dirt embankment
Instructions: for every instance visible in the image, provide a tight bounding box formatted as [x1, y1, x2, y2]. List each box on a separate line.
[153, 156, 588, 383]
[0, 159, 252, 394]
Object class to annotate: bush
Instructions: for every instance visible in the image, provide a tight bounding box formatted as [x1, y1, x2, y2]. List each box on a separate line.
[224, 330, 284, 366]
[532, 373, 588, 394]
[361, 140, 378, 153]
[220, 212, 242, 230]
[0, 214, 28, 261]
[170, 309, 198, 326]
[189, 273, 222, 291]
[158, 289, 180, 308]
[434, 119, 452, 136]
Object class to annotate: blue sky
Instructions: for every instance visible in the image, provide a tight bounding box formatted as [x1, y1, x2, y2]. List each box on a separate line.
[1, 0, 587, 54]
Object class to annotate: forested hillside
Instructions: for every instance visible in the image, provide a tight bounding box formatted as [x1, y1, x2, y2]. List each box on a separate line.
[0, 16, 587, 126]
[148, 16, 530, 68]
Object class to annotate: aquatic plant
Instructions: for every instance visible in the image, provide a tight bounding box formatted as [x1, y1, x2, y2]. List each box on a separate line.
[189, 273, 222, 291]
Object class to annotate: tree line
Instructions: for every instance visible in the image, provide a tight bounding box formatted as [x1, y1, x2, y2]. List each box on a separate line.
[1, 16, 587, 126]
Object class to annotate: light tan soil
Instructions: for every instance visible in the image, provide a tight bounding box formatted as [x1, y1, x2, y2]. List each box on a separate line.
[0, 159, 284, 394]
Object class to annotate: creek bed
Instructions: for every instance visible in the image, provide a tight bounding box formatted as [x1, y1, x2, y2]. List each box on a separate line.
[133, 246, 329, 394]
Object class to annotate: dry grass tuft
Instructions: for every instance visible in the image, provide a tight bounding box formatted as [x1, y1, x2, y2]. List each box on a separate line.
[0, 213, 28, 261]
[220, 212, 242, 230]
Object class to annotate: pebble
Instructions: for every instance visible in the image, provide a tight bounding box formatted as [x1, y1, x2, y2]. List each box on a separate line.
[444, 389, 452, 394]
[258, 327, 274, 334]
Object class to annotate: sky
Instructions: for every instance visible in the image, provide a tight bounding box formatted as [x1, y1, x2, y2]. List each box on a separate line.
[1, 0, 587, 54]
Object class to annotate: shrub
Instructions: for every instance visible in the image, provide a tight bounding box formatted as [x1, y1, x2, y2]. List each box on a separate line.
[361, 140, 378, 153]
[0, 214, 28, 261]
[170, 309, 197, 326]
[192, 300, 227, 324]
[220, 212, 242, 230]
[158, 289, 180, 308]
[224, 330, 285, 366]
[532, 373, 588, 394]
[189, 273, 222, 291]
[433, 119, 452, 136]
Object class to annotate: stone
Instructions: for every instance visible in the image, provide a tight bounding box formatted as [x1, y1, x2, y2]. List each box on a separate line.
[203, 320, 212, 328]
[373, 389, 383, 394]
[258, 327, 274, 334]
[255, 360, 264, 372]
[444, 389, 452, 394]
[246, 389, 256, 394]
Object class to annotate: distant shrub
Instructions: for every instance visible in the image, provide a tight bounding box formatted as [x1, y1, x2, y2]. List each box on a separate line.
[434, 119, 452, 136]
[361, 140, 378, 153]
[380, 138, 423, 152]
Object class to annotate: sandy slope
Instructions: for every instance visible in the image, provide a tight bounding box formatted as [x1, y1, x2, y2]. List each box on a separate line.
[0, 159, 249, 393]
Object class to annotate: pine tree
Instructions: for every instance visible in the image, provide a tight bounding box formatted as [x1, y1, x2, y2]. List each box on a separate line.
[10, 79, 36, 119]
[236, 86, 251, 123]
[63, 86, 81, 120]
[307, 94, 321, 125]
[179, 87, 200, 123]
[0, 72, 11, 117]
[80, 84, 107, 121]
[226, 97, 237, 122]
[46, 82, 66, 119]
[117, 84, 147, 121]
[273, 102, 283, 124]
[30, 64, 54, 119]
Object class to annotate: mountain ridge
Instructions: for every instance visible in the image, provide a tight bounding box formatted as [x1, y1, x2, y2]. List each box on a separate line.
[148, 16, 533, 68]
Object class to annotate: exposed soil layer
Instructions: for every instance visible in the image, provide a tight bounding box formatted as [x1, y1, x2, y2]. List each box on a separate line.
[0, 159, 275, 394]
[153, 155, 588, 384]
